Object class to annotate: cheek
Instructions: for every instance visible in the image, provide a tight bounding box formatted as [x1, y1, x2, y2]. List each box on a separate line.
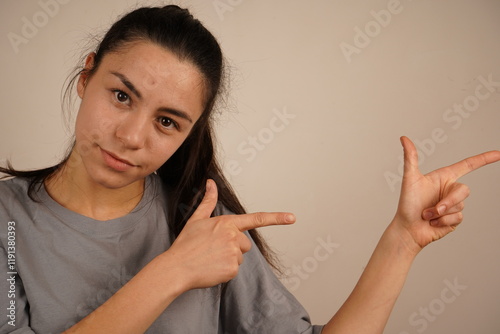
[74, 101, 114, 148]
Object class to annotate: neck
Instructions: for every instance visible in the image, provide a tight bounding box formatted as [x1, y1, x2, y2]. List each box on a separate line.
[45, 153, 145, 221]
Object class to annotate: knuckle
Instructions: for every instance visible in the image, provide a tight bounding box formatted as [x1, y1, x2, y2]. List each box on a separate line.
[226, 229, 238, 240]
[253, 212, 266, 227]
[224, 255, 240, 277]
[460, 184, 471, 197]
[216, 220, 237, 238]
[464, 187, 471, 198]
[216, 216, 231, 228]
[226, 265, 239, 279]
[240, 239, 252, 254]
[228, 244, 240, 256]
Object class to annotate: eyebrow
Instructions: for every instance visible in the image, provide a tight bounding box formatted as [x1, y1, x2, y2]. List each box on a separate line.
[110, 71, 194, 124]
[111, 72, 142, 99]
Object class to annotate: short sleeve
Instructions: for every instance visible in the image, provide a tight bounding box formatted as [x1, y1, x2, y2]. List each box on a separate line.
[0, 230, 35, 334]
[218, 230, 324, 333]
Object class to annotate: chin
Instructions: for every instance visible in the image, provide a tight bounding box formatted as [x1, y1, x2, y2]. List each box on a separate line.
[88, 169, 143, 190]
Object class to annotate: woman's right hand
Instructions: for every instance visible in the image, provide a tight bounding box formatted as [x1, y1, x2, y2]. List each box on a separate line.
[64, 179, 293, 334]
[162, 179, 296, 291]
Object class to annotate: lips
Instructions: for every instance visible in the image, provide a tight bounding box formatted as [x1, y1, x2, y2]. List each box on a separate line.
[100, 147, 136, 172]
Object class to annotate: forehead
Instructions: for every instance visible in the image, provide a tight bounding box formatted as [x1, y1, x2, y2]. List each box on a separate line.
[98, 41, 206, 117]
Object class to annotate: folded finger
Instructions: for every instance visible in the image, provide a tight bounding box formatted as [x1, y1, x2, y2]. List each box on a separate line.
[422, 183, 469, 220]
[237, 250, 244, 265]
[238, 233, 252, 254]
[444, 202, 465, 215]
[430, 211, 464, 227]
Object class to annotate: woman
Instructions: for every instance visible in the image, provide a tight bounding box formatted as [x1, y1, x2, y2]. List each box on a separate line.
[0, 5, 499, 334]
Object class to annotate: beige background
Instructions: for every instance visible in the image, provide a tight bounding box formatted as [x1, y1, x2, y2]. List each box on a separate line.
[1, 0, 499, 333]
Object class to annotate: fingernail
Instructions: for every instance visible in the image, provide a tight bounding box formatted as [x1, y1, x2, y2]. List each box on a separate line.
[423, 211, 434, 221]
[437, 205, 446, 215]
[206, 179, 212, 191]
[285, 214, 296, 223]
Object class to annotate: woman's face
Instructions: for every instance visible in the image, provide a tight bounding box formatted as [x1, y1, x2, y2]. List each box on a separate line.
[74, 41, 205, 190]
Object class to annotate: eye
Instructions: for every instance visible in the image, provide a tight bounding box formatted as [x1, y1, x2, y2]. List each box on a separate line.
[113, 90, 130, 105]
[158, 116, 178, 130]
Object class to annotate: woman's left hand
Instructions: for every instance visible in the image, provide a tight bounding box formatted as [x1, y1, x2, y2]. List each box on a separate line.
[392, 136, 500, 254]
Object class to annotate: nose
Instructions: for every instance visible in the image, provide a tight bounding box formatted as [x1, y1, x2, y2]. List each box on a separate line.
[115, 111, 149, 149]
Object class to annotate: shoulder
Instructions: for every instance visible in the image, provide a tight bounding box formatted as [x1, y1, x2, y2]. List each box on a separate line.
[0, 177, 32, 238]
[0, 177, 31, 203]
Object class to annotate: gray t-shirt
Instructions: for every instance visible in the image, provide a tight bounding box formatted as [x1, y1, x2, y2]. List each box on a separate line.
[0, 175, 324, 333]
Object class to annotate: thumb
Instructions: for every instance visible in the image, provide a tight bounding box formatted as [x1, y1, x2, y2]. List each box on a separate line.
[189, 179, 218, 221]
[400, 136, 420, 177]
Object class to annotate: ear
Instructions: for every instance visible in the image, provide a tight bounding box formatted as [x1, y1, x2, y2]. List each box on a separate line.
[77, 52, 96, 99]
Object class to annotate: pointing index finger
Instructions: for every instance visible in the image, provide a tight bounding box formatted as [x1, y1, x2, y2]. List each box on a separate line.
[233, 212, 296, 232]
[445, 150, 500, 180]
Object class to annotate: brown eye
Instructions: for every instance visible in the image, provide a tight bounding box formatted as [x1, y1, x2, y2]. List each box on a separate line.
[113, 90, 130, 104]
[159, 117, 177, 130]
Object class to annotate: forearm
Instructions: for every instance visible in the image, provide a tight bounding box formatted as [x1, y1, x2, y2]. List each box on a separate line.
[64, 252, 185, 334]
[322, 219, 418, 334]
[322, 139, 500, 333]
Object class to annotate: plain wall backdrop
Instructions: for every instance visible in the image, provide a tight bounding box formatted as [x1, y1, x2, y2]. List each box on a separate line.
[1, 0, 499, 333]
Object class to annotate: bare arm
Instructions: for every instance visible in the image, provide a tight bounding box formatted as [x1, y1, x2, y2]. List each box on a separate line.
[63, 137, 500, 333]
[322, 136, 500, 333]
[63, 252, 185, 334]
